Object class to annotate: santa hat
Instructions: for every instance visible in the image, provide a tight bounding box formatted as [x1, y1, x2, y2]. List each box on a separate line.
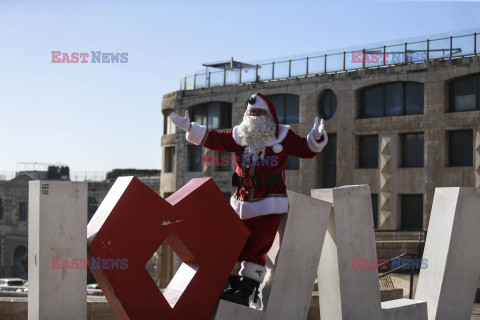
[246, 93, 283, 153]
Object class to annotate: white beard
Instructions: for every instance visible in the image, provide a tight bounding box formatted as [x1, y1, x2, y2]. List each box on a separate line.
[236, 112, 276, 159]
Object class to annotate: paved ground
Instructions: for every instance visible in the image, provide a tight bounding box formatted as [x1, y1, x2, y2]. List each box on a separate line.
[472, 303, 480, 319]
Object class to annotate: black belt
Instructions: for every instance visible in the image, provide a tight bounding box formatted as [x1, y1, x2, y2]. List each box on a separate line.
[232, 172, 284, 188]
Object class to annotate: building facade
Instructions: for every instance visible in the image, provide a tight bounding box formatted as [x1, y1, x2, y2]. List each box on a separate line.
[0, 171, 161, 280]
[161, 55, 480, 259]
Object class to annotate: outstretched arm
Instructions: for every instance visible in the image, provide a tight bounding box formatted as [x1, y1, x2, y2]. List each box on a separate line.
[169, 111, 238, 153]
[284, 117, 328, 158]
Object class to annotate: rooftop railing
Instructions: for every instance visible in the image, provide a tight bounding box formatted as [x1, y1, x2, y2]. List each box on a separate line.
[180, 28, 480, 90]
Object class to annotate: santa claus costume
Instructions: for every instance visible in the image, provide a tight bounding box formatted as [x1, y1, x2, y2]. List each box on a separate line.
[170, 93, 328, 306]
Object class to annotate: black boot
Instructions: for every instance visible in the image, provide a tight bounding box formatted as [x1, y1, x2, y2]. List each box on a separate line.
[220, 277, 260, 306]
[221, 275, 242, 296]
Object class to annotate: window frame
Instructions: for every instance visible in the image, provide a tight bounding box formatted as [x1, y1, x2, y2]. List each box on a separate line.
[164, 146, 175, 173]
[266, 94, 300, 124]
[400, 194, 424, 230]
[188, 102, 232, 130]
[285, 155, 300, 170]
[448, 73, 480, 112]
[187, 144, 203, 172]
[163, 109, 176, 135]
[322, 133, 337, 188]
[400, 132, 425, 168]
[358, 135, 379, 169]
[19, 202, 27, 222]
[359, 82, 424, 119]
[371, 194, 379, 229]
[318, 89, 337, 120]
[215, 151, 234, 172]
[447, 130, 474, 167]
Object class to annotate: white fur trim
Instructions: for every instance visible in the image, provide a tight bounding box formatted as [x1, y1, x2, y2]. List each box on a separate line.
[247, 94, 269, 111]
[231, 261, 241, 275]
[186, 122, 207, 145]
[272, 143, 283, 153]
[307, 129, 328, 153]
[232, 124, 290, 147]
[240, 261, 266, 282]
[230, 196, 288, 220]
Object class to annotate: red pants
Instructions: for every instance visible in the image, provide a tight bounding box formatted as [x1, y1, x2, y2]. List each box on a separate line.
[238, 214, 282, 266]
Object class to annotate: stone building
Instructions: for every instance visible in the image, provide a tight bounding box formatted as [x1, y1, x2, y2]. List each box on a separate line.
[160, 43, 480, 260]
[0, 170, 161, 280]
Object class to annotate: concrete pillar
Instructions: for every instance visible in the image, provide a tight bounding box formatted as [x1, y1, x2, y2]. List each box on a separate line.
[379, 134, 397, 229]
[311, 185, 427, 320]
[415, 187, 480, 320]
[312, 185, 383, 319]
[28, 181, 87, 320]
[212, 190, 331, 320]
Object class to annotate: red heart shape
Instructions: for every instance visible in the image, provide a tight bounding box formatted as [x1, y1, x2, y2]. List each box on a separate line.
[87, 177, 249, 319]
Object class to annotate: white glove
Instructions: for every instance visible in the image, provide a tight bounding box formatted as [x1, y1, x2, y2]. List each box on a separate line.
[312, 117, 327, 141]
[169, 111, 191, 131]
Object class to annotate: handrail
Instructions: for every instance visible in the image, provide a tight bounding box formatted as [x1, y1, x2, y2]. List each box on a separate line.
[378, 252, 422, 299]
[181, 28, 480, 90]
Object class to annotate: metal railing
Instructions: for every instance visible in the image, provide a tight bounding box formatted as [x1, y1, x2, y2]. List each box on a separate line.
[375, 229, 427, 255]
[378, 252, 420, 299]
[376, 229, 427, 299]
[181, 28, 480, 90]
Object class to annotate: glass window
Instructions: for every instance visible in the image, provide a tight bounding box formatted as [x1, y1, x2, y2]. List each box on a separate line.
[448, 130, 473, 166]
[0, 198, 3, 220]
[189, 102, 232, 129]
[208, 102, 221, 129]
[371, 194, 378, 229]
[405, 83, 424, 115]
[191, 104, 208, 127]
[360, 85, 383, 118]
[19, 202, 27, 221]
[286, 155, 299, 170]
[318, 90, 337, 120]
[449, 74, 478, 112]
[400, 195, 423, 230]
[216, 151, 233, 172]
[360, 82, 424, 118]
[163, 109, 176, 135]
[266, 94, 299, 124]
[285, 95, 300, 124]
[359, 135, 379, 168]
[401, 133, 424, 167]
[323, 134, 337, 188]
[187, 145, 203, 172]
[164, 147, 175, 173]
[385, 83, 404, 116]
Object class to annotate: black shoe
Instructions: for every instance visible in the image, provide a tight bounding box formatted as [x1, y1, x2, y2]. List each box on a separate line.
[221, 275, 242, 296]
[220, 277, 260, 306]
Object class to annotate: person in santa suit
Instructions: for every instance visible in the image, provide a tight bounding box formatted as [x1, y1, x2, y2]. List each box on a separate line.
[170, 93, 328, 306]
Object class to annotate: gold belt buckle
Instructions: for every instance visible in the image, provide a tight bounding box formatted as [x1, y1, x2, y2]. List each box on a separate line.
[241, 177, 256, 188]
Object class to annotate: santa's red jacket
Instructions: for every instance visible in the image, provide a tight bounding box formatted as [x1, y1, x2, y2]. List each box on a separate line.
[186, 122, 326, 220]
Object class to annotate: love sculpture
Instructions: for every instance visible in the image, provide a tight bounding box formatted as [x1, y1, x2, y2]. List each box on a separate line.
[87, 177, 249, 320]
[85, 178, 480, 320]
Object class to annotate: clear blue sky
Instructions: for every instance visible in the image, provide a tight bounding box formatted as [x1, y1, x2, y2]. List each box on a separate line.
[0, 0, 479, 173]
